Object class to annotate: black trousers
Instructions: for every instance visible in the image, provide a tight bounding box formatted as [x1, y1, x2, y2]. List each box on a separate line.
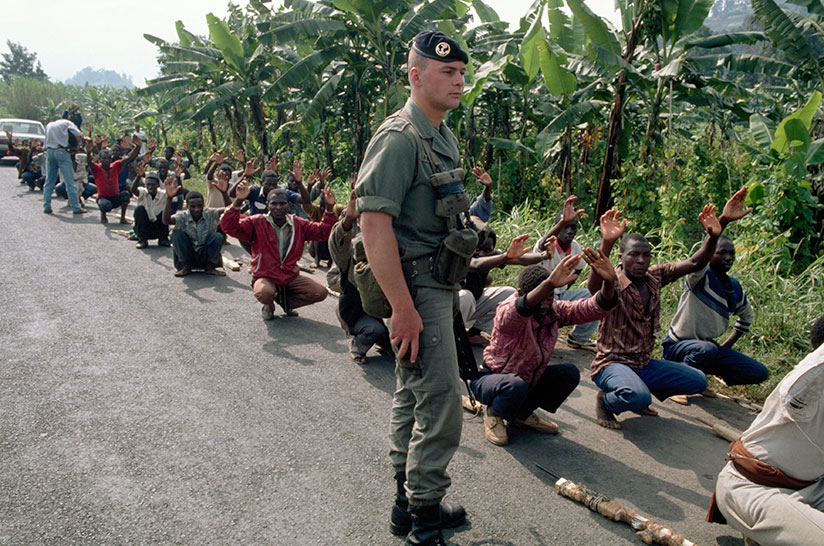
[134, 206, 169, 241]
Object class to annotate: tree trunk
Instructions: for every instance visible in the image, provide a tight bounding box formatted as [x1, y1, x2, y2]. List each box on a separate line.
[560, 126, 573, 196]
[594, 15, 645, 222]
[249, 95, 269, 159]
[320, 110, 334, 176]
[207, 116, 217, 149]
[642, 82, 664, 164]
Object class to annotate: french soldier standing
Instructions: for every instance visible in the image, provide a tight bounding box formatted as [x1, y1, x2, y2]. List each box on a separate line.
[355, 31, 470, 546]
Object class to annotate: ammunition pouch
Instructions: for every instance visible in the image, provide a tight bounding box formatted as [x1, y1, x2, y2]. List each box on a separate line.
[430, 168, 470, 217]
[432, 228, 478, 285]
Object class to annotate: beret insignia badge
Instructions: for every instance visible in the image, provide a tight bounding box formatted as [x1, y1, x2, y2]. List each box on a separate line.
[435, 41, 451, 57]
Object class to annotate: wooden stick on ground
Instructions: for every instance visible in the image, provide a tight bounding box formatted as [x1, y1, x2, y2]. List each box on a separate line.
[545, 472, 698, 546]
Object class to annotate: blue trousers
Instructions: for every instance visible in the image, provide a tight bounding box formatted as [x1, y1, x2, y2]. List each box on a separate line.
[171, 230, 224, 270]
[98, 191, 131, 213]
[594, 359, 708, 415]
[471, 364, 580, 421]
[21, 170, 42, 189]
[56, 181, 96, 200]
[350, 314, 389, 355]
[662, 338, 768, 386]
[43, 148, 81, 212]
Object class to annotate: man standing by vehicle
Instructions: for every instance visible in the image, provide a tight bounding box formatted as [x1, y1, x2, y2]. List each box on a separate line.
[356, 32, 469, 545]
[42, 117, 86, 215]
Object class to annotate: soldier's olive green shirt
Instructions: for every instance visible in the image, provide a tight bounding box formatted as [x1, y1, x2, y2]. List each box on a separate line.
[355, 99, 461, 289]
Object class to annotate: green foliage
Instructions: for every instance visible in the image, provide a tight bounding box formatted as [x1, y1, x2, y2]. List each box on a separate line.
[0, 41, 48, 82]
[0, 77, 65, 121]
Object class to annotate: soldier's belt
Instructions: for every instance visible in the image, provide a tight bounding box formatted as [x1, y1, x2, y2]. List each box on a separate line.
[401, 254, 435, 278]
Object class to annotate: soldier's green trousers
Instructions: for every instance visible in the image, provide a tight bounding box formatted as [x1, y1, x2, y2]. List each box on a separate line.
[389, 286, 463, 507]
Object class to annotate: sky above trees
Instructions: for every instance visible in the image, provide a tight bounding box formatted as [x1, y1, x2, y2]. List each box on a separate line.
[2, 0, 618, 86]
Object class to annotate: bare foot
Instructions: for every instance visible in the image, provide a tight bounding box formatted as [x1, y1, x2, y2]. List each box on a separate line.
[638, 407, 658, 416]
[174, 267, 191, 277]
[205, 266, 226, 276]
[119, 218, 131, 225]
[596, 391, 621, 430]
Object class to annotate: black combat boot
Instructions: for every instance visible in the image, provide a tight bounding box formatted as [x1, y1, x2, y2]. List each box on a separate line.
[390, 472, 466, 536]
[407, 504, 446, 546]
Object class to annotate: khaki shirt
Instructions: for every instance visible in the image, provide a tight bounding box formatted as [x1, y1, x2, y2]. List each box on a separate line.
[355, 98, 461, 289]
[172, 208, 222, 247]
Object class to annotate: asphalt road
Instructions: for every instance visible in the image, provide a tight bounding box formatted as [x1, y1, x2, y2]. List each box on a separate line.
[0, 165, 754, 545]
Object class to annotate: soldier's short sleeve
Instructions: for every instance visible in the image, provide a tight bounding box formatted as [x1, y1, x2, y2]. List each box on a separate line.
[355, 126, 418, 218]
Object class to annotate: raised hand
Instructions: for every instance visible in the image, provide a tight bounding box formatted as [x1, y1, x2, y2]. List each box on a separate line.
[344, 189, 358, 221]
[174, 161, 185, 179]
[306, 169, 319, 190]
[289, 160, 302, 183]
[243, 157, 260, 178]
[698, 203, 722, 237]
[319, 165, 332, 183]
[233, 149, 245, 164]
[94, 134, 102, 146]
[164, 176, 179, 198]
[234, 180, 251, 201]
[180, 142, 189, 152]
[321, 183, 335, 209]
[581, 247, 616, 282]
[4, 130, 11, 142]
[267, 154, 279, 173]
[549, 254, 582, 288]
[173, 152, 183, 168]
[131, 134, 143, 149]
[543, 235, 557, 259]
[349, 171, 358, 189]
[102, 136, 110, 147]
[209, 150, 224, 163]
[599, 209, 626, 243]
[147, 137, 156, 150]
[472, 165, 493, 187]
[505, 234, 532, 260]
[136, 160, 147, 178]
[212, 169, 230, 193]
[720, 186, 752, 224]
[561, 195, 585, 223]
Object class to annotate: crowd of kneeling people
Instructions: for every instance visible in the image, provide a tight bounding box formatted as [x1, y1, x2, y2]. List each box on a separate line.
[9, 110, 824, 545]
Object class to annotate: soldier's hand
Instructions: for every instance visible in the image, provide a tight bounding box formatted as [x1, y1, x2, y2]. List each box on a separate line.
[390, 304, 424, 362]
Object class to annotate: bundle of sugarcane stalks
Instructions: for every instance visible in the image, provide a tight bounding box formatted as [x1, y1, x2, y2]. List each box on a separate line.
[537, 465, 697, 546]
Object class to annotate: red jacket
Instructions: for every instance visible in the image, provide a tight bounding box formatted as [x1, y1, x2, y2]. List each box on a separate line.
[220, 207, 336, 285]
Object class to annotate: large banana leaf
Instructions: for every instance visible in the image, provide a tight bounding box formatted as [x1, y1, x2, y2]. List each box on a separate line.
[751, 0, 814, 66]
[489, 137, 534, 154]
[259, 19, 347, 46]
[401, 0, 462, 41]
[540, 41, 576, 97]
[263, 46, 344, 100]
[672, 0, 714, 41]
[683, 31, 767, 49]
[690, 54, 795, 78]
[564, 0, 620, 56]
[749, 114, 774, 150]
[302, 71, 344, 128]
[138, 76, 195, 96]
[519, 9, 545, 81]
[806, 138, 824, 165]
[207, 13, 245, 74]
[462, 55, 511, 108]
[472, 0, 500, 23]
[772, 90, 822, 154]
[539, 99, 602, 138]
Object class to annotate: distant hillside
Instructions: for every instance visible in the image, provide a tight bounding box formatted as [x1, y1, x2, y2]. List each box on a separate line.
[706, 0, 754, 32]
[65, 67, 134, 89]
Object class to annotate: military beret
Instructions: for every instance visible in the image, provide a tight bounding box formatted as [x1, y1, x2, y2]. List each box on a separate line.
[411, 31, 468, 64]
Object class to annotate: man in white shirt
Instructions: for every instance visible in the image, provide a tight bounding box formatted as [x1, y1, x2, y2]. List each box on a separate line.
[710, 314, 824, 545]
[42, 118, 87, 215]
[131, 171, 169, 248]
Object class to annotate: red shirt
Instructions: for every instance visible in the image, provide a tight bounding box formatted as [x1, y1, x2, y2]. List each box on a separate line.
[89, 159, 124, 198]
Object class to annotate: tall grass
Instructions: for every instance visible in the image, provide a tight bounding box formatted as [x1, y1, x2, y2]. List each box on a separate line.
[487, 203, 823, 402]
[0, 78, 66, 122]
